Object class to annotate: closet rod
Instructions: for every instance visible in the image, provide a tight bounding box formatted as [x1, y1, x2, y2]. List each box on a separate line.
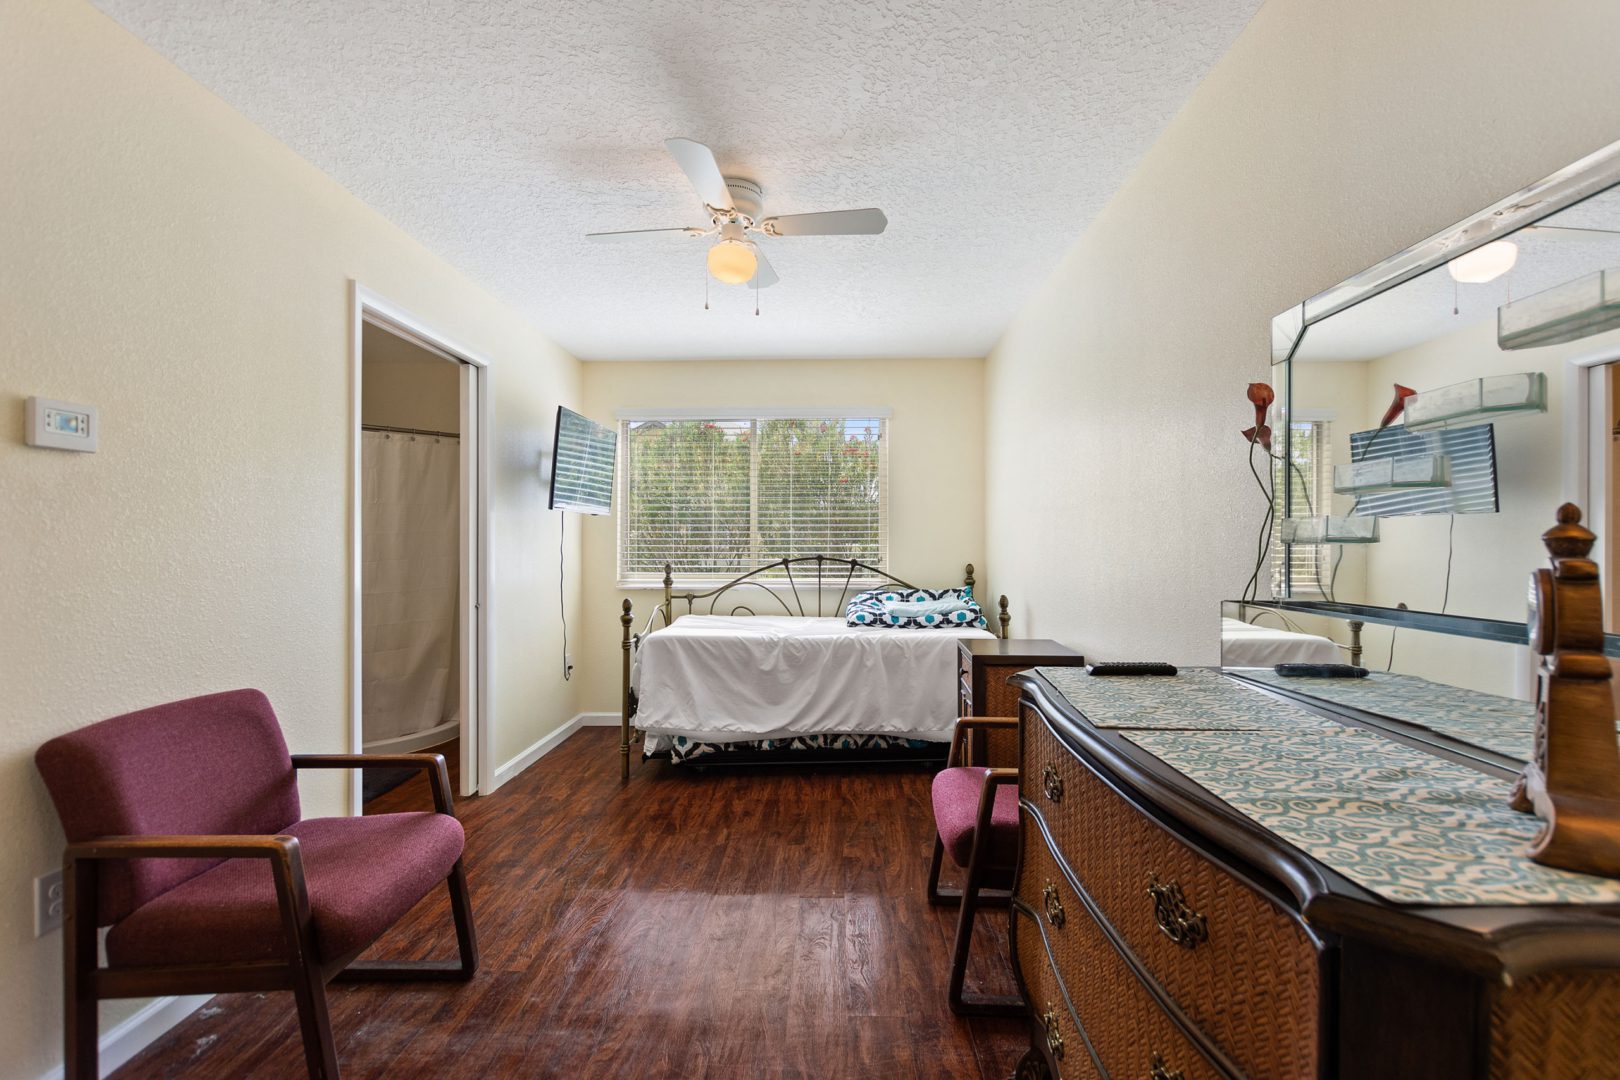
[362, 423, 459, 439]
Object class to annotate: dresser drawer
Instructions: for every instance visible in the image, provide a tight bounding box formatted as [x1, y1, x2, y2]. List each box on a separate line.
[1011, 904, 1105, 1080]
[1016, 819, 1225, 1080]
[1021, 704, 1322, 1080]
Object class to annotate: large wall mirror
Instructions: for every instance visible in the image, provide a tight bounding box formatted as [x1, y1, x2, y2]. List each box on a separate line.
[1258, 140, 1620, 698]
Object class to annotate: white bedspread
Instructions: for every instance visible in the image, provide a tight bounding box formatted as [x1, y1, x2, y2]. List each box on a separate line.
[633, 615, 994, 744]
[1220, 617, 1340, 667]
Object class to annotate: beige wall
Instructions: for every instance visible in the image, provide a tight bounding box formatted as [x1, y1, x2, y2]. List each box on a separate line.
[577, 357, 986, 713]
[361, 323, 462, 434]
[984, 0, 1620, 666]
[0, 2, 581, 1074]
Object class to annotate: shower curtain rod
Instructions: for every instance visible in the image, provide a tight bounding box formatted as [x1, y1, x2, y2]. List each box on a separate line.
[362, 423, 459, 439]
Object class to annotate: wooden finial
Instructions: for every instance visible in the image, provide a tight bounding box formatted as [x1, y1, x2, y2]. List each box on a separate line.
[1545, 502, 1596, 560]
[964, 563, 976, 590]
[1509, 502, 1620, 877]
[998, 595, 1011, 640]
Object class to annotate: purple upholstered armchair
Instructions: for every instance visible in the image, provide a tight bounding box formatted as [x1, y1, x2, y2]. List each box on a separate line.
[35, 689, 478, 1080]
[925, 715, 1023, 1016]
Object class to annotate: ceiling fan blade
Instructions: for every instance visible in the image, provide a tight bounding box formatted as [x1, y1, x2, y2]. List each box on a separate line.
[586, 227, 705, 242]
[665, 138, 735, 212]
[749, 245, 779, 289]
[759, 208, 887, 237]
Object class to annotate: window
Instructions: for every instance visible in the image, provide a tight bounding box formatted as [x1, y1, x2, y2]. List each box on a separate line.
[1271, 419, 1334, 598]
[618, 412, 888, 584]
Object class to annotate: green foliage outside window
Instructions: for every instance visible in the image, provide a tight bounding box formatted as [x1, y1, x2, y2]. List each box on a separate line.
[621, 417, 884, 580]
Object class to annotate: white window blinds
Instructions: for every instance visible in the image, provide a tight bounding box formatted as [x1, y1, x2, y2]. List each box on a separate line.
[618, 415, 888, 584]
[1272, 419, 1334, 597]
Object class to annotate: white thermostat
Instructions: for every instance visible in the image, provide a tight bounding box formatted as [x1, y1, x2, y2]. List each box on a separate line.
[26, 397, 98, 452]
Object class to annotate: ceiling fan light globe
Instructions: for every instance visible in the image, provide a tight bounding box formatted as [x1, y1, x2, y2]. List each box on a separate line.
[1447, 239, 1518, 284]
[707, 239, 757, 285]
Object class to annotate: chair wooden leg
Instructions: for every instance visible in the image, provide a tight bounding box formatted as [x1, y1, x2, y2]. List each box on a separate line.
[927, 834, 950, 905]
[947, 781, 1024, 1018]
[289, 950, 340, 1080]
[62, 857, 99, 1080]
[947, 865, 1024, 1017]
[446, 860, 479, 978]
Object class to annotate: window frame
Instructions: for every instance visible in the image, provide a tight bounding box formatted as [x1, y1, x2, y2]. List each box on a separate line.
[615, 406, 893, 589]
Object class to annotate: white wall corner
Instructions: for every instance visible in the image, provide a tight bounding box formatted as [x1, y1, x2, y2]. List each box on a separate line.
[491, 713, 616, 789]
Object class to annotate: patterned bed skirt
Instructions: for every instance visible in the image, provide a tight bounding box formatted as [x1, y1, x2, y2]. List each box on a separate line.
[660, 732, 945, 765]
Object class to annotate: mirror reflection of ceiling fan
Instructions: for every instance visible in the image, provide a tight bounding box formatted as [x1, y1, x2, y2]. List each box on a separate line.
[587, 138, 888, 292]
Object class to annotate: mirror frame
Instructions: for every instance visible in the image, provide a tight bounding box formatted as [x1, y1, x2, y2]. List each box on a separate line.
[1266, 138, 1620, 651]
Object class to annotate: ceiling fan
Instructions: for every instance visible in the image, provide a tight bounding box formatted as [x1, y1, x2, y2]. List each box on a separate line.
[587, 138, 888, 290]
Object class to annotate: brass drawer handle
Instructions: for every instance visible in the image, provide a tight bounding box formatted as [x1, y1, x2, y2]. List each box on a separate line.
[1150, 1052, 1186, 1080]
[1041, 763, 1064, 802]
[1148, 876, 1208, 949]
[1042, 881, 1066, 928]
[1041, 1004, 1065, 1060]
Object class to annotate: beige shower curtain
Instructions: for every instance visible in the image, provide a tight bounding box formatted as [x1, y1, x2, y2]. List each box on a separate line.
[361, 430, 460, 747]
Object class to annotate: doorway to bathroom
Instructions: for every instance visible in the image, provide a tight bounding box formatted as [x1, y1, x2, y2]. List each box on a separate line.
[352, 285, 490, 811]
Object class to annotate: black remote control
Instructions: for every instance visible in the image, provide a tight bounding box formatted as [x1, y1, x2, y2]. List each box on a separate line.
[1087, 662, 1178, 676]
[1273, 663, 1369, 678]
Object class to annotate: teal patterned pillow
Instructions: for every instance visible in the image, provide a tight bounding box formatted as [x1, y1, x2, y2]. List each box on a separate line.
[845, 587, 986, 629]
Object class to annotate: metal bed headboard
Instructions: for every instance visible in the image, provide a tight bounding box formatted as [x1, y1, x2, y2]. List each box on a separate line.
[615, 557, 1012, 780]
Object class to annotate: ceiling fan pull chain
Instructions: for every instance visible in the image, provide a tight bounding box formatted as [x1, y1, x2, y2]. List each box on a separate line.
[755, 274, 760, 316]
[704, 268, 710, 311]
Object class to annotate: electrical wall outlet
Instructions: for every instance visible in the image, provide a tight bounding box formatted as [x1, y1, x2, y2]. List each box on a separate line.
[35, 868, 64, 936]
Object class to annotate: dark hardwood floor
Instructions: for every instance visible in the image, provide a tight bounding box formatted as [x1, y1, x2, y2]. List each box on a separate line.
[116, 728, 1028, 1078]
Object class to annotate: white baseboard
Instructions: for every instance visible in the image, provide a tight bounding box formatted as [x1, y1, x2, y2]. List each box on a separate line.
[492, 712, 618, 788]
[38, 993, 212, 1080]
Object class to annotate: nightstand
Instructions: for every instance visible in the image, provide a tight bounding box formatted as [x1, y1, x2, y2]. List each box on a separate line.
[957, 638, 1084, 718]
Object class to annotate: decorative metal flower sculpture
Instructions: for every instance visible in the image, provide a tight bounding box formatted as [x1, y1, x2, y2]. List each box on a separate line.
[1378, 384, 1417, 429]
[1242, 383, 1275, 452]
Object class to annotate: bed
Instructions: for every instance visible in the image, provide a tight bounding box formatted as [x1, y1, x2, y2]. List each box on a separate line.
[1220, 615, 1345, 667]
[617, 558, 1009, 775]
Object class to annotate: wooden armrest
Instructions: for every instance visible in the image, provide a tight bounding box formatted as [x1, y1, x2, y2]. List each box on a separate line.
[65, 834, 298, 862]
[291, 752, 442, 770]
[982, 768, 1019, 783]
[947, 717, 1020, 767]
[953, 716, 1019, 730]
[63, 835, 313, 948]
[292, 753, 456, 816]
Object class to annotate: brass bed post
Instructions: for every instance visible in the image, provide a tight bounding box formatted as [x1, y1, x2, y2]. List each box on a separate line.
[998, 595, 1010, 639]
[663, 563, 674, 628]
[620, 598, 633, 783]
[964, 563, 975, 592]
[1349, 620, 1364, 668]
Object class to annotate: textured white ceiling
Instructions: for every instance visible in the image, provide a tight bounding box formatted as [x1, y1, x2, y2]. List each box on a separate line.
[92, 0, 1261, 360]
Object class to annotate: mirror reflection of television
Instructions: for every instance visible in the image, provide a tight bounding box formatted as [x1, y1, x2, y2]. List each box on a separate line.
[1347, 422, 1499, 517]
[548, 406, 616, 514]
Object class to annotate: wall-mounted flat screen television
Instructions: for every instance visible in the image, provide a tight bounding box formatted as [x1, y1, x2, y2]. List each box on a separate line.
[548, 406, 616, 514]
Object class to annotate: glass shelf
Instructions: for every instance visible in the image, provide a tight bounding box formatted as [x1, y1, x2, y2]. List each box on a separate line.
[1499, 267, 1620, 350]
[1281, 515, 1380, 544]
[1332, 453, 1452, 494]
[1402, 373, 1547, 431]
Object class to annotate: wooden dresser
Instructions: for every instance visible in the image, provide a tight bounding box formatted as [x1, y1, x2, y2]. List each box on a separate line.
[1009, 670, 1620, 1080]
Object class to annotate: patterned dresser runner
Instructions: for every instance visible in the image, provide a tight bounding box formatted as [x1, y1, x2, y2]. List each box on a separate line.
[1035, 667, 1341, 731]
[1236, 668, 1537, 761]
[1033, 667, 1620, 906]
